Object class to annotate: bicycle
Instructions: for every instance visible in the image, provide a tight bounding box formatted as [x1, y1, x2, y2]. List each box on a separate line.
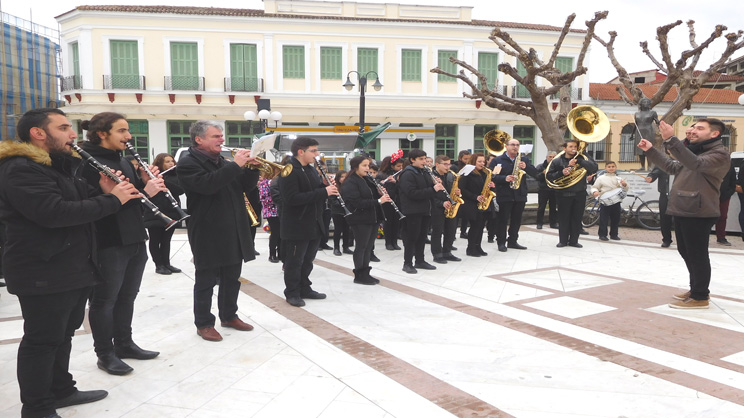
[582, 189, 661, 230]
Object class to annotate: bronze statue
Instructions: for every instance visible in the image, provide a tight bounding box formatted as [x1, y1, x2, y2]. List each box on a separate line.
[632, 98, 659, 170]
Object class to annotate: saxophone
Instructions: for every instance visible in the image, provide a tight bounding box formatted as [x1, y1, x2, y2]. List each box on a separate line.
[476, 167, 496, 211]
[444, 170, 464, 219]
[510, 153, 526, 190]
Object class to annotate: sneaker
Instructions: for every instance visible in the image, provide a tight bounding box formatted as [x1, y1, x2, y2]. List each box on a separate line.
[669, 298, 709, 309]
[672, 290, 691, 301]
[718, 239, 732, 246]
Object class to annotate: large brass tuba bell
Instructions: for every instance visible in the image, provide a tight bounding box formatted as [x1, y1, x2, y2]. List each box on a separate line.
[483, 129, 510, 157]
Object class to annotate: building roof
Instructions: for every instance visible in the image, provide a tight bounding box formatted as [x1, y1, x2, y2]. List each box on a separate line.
[589, 83, 744, 105]
[57, 5, 585, 33]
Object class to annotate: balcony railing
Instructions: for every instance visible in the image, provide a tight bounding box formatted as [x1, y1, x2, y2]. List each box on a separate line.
[61, 75, 82, 91]
[474, 84, 507, 95]
[164, 76, 205, 91]
[103, 75, 146, 90]
[224, 77, 265, 92]
[512, 85, 531, 99]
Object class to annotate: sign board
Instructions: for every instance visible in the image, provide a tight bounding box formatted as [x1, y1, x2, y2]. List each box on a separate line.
[334, 126, 364, 133]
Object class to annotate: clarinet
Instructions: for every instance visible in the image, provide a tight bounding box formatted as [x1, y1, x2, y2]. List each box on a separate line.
[424, 167, 456, 205]
[315, 156, 352, 217]
[72, 144, 178, 230]
[125, 143, 190, 223]
[366, 173, 405, 220]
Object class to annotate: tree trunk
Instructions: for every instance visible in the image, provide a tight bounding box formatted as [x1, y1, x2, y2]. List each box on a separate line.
[531, 98, 563, 151]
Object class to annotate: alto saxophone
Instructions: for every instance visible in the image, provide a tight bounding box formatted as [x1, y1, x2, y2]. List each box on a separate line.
[444, 170, 464, 219]
[476, 167, 496, 211]
[510, 153, 526, 190]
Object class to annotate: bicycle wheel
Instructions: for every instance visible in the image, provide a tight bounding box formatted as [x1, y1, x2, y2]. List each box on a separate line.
[582, 199, 600, 227]
[636, 200, 661, 230]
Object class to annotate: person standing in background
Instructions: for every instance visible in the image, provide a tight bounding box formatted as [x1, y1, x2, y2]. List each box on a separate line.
[715, 162, 736, 246]
[147, 153, 184, 275]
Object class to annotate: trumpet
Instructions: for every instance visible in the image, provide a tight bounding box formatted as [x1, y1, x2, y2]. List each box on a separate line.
[225, 148, 292, 177]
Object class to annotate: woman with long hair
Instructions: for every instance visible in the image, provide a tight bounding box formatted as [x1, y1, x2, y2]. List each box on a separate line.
[146, 153, 184, 275]
[459, 153, 493, 257]
[258, 167, 282, 263]
[331, 170, 353, 256]
[342, 156, 390, 284]
[377, 152, 404, 250]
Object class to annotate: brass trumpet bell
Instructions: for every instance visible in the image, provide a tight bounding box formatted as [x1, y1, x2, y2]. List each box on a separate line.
[483, 129, 510, 157]
[567, 105, 610, 143]
[229, 148, 292, 177]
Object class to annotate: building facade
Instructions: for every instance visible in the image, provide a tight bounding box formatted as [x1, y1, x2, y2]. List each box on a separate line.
[1, 12, 60, 140]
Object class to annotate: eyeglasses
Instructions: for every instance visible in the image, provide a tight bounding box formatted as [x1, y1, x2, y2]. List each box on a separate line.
[304, 148, 320, 153]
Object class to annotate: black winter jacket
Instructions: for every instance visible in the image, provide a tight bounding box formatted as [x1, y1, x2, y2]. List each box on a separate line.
[0, 141, 120, 295]
[144, 170, 185, 228]
[279, 157, 328, 240]
[176, 147, 259, 269]
[342, 173, 383, 225]
[459, 169, 491, 221]
[398, 165, 437, 216]
[546, 153, 598, 196]
[490, 153, 538, 202]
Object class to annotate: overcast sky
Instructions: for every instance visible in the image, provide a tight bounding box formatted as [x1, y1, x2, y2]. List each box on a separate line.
[3, 0, 743, 82]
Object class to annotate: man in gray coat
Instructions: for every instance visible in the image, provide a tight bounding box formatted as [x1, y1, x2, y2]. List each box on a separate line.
[639, 118, 729, 309]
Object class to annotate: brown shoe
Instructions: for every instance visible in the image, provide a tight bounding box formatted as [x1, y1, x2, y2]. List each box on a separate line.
[668, 298, 709, 309]
[221, 318, 254, 331]
[672, 290, 690, 301]
[196, 327, 223, 341]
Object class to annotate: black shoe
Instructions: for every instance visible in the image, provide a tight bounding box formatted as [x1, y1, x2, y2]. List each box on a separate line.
[319, 243, 333, 250]
[568, 243, 583, 248]
[254, 250, 260, 256]
[166, 264, 182, 273]
[661, 241, 672, 248]
[580, 230, 589, 235]
[414, 261, 437, 270]
[450, 246, 458, 251]
[370, 253, 380, 262]
[393, 244, 402, 250]
[286, 296, 306, 307]
[478, 249, 488, 256]
[114, 341, 159, 360]
[301, 290, 327, 299]
[487, 237, 495, 243]
[386, 244, 395, 251]
[343, 248, 354, 255]
[354, 276, 377, 285]
[498, 245, 507, 252]
[599, 236, 609, 241]
[155, 265, 172, 275]
[55, 389, 108, 409]
[433, 257, 448, 264]
[556, 242, 567, 248]
[269, 255, 280, 263]
[507, 242, 527, 250]
[466, 249, 481, 257]
[402, 264, 417, 274]
[333, 248, 342, 256]
[550, 224, 559, 229]
[610, 236, 621, 241]
[97, 353, 133, 376]
[536, 224, 543, 229]
[443, 254, 461, 262]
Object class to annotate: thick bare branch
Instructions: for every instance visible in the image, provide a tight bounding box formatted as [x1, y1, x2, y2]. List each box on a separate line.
[640, 41, 668, 73]
[490, 27, 529, 58]
[687, 20, 698, 48]
[545, 13, 576, 68]
[679, 24, 725, 63]
[614, 85, 636, 106]
[489, 36, 519, 58]
[575, 11, 608, 69]
[656, 20, 684, 71]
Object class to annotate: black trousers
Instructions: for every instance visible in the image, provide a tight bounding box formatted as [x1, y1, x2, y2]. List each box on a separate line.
[598, 202, 621, 238]
[660, 193, 673, 243]
[675, 216, 718, 300]
[89, 242, 147, 355]
[332, 214, 352, 249]
[17, 287, 91, 418]
[382, 204, 401, 247]
[267, 216, 282, 258]
[349, 223, 376, 269]
[486, 210, 499, 240]
[320, 208, 331, 246]
[402, 214, 430, 265]
[430, 208, 456, 256]
[467, 212, 487, 252]
[193, 263, 242, 329]
[536, 189, 557, 226]
[282, 238, 320, 298]
[557, 193, 585, 245]
[147, 226, 175, 266]
[496, 201, 525, 246]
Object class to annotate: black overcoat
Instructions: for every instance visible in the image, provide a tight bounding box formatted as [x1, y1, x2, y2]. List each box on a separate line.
[342, 173, 383, 226]
[398, 165, 436, 216]
[459, 169, 490, 221]
[279, 157, 328, 240]
[490, 153, 538, 203]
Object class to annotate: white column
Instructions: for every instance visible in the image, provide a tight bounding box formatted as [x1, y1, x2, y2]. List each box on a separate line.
[78, 29, 94, 89]
[148, 119, 169, 157]
[458, 124, 475, 152]
[264, 35, 275, 93]
[533, 126, 548, 163]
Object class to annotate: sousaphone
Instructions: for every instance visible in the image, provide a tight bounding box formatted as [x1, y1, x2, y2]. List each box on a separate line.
[483, 129, 510, 156]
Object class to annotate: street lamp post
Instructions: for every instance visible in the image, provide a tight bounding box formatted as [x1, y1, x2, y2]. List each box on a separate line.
[343, 71, 383, 135]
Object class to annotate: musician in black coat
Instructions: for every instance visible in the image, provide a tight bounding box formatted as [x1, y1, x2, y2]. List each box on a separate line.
[534, 152, 558, 229]
[430, 155, 461, 263]
[177, 121, 260, 342]
[80, 112, 167, 375]
[279, 137, 337, 307]
[377, 155, 404, 250]
[459, 153, 494, 257]
[145, 153, 184, 275]
[490, 139, 539, 252]
[546, 140, 598, 248]
[342, 156, 390, 284]
[398, 149, 444, 274]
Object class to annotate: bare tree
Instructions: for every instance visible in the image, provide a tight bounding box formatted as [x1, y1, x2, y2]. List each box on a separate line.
[431, 11, 608, 151]
[594, 21, 744, 123]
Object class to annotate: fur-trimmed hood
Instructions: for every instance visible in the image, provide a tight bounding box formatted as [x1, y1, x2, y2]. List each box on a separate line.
[0, 140, 81, 166]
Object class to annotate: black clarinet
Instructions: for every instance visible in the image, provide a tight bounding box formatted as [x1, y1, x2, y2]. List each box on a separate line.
[315, 156, 352, 217]
[424, 167, 456, 205]
[72, 144, 178, 230]
[125, 143, 190, 223]
[366, 173, 405, 220]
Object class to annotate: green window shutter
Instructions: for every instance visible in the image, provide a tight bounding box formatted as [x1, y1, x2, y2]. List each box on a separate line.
[110, 40, 139, 89]
[283, 46, 305, 79]
[71, 42, 81, 88]
[437, 50, 457, 82]
[401, 49, 421, 82]
[128, 120, 150, 161]
[230, 44, 258, 91]
[555, 56, 574, 90]
[516, 61, 529, 98]
[357, 48, 378, 76]
[170, 42, 199, 90]
[477, 52, 498, 90]
[320, 47, 342, 80]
